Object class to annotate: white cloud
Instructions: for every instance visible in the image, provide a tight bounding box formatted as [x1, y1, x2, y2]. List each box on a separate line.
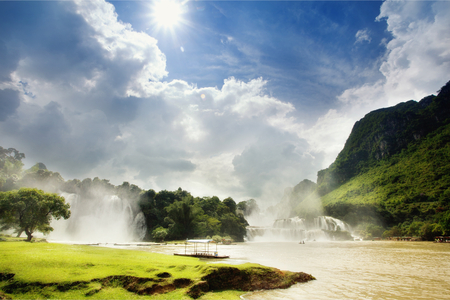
[108, 76, 317, 203]
[302, 109, 354, 168]
[73, 0, 167, 97]
[347, 0, 450, 108]
[377, 0, 450, 105]
[355, 29, 371, 44]
[306, 0, 450, 171]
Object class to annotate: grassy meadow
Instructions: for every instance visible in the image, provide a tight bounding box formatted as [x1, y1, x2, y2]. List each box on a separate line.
[0, 237, 250, 299]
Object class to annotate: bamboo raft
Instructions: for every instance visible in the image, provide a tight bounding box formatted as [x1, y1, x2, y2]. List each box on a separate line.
[174, 239, 230, 259]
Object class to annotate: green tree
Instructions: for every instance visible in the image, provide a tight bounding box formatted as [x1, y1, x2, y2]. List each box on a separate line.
[365, 224, 384, 238]
[0, 147, 25, 191]
[420, 222, 443, 241]
[139, 189, 158, 235]
[198, 196, 221, 217]
[382, 225, 403, 238]
[151, 226, 168, 242]
[223, 197, 237, 214]
[165, 197, 201, 239]
[406, 221, 424, 236]
[0, 188, 71, 241]
[116, 181, 142, 202]
[61, 179, 81, 194]
[219, 213, 247, 242]
[441, 210, 450, 235]
[192, 213, 222, 238]
[19, 167, 65, 193]
[237, 199, 260, 216]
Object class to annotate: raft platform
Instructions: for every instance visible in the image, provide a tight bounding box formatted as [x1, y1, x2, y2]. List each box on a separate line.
[174, 253, 230, 259]
[174, 239, 230, 259]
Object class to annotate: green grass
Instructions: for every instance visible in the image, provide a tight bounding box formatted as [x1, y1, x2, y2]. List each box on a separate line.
[0, 240, 254, 299]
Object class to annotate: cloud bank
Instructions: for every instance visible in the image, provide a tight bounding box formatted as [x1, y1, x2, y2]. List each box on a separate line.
[0, 0, 449, 206]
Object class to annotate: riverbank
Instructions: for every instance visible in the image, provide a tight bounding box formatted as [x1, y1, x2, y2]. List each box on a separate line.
[0, 238, 314, 299]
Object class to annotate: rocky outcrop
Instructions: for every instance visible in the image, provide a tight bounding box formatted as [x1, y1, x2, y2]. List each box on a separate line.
[187, 266, 315, 299]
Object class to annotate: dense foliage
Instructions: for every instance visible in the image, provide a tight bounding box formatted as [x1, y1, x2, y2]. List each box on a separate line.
[139, 188, 248, 241]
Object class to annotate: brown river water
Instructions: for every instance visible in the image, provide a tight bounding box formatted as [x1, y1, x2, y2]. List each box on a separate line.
[112, 240, 450, 300]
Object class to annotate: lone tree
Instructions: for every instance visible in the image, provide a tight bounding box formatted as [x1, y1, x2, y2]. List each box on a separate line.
[0, 188, 71, 241]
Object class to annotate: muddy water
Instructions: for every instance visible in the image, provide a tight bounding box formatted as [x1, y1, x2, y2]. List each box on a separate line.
[114, 241, 450, 299]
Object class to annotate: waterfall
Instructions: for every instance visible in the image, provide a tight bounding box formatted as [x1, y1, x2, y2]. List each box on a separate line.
[49, 193, 147, 243]
[246, 216, 353, 242]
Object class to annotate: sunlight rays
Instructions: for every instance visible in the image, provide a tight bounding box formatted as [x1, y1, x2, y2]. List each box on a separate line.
[151, 0, 186, 30]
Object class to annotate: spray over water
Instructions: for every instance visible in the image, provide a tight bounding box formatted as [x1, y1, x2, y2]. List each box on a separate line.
[246, 216, 352, 242]
[49, 193, 147, 243]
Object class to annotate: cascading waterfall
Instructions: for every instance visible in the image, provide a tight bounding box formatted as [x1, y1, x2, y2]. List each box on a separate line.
[49, 193, 147, 243]
[246, 216, 353, 242]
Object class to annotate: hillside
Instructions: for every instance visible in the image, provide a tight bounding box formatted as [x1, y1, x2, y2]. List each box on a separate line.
[289, 81, 450, 238]
[317, 81, 450, 196]
[322, 122, 450, 228]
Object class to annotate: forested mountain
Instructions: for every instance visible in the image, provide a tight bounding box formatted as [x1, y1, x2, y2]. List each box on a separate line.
[318, 80, 450, 196]
[289, 80, 450, 239]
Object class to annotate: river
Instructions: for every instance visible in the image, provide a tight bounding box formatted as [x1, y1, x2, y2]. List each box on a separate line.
[115, 240, 450, 299]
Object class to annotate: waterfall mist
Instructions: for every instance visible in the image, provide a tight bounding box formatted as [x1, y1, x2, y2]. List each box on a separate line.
[246, 216, 353, 242]
[49, 193, 147, 243]
[245, 180, 354, 242]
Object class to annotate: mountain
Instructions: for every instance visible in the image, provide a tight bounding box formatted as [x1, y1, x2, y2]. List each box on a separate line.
[290, 80, 450, 238]
[317, 80, 450, 196]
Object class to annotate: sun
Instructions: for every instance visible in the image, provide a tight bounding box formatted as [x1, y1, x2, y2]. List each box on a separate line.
[152, 0, 184, 28]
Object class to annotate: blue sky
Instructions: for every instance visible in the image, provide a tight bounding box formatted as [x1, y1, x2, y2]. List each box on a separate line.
[114, 0, 390, 123]
[0, 0, 449, 206]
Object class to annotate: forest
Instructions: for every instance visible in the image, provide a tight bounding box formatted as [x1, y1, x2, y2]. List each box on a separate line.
[0, 147, 251, 242]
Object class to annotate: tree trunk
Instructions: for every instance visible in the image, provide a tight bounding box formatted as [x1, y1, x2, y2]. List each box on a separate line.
[25, 229, 33, 242]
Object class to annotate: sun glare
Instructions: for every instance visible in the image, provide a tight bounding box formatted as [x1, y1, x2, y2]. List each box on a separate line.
[153, 0, 183, 28]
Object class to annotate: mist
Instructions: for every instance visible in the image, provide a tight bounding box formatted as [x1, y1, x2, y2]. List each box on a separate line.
[49, 193, 146, 243]
[243, 179, 355, 242]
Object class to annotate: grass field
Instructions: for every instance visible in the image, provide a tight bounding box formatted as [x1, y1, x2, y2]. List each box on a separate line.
[0, 237, 248, 299]
[0, 237, 314, 299]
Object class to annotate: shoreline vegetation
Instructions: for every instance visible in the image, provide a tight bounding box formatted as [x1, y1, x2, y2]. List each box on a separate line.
[0, 237, 315, 300]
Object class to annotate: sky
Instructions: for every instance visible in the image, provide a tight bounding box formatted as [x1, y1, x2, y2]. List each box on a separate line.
[0, 0, 449, 206]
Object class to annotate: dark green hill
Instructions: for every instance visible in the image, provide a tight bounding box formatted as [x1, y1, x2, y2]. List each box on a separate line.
[314, 80, 450, 238]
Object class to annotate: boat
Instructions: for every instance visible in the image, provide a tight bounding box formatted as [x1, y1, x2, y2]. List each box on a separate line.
[174, 239, 230, 259]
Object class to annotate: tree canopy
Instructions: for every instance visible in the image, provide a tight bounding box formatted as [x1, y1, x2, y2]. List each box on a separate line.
[0, 188, 71, 241]
[139, 189, 249, 241]
[0, 146, 25, 191]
